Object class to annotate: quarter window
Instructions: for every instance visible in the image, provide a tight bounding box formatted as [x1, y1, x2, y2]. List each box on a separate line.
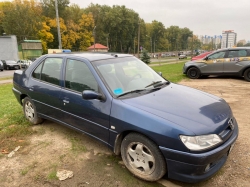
[65, 59, 98, 92]
[32, 62, 43, 79]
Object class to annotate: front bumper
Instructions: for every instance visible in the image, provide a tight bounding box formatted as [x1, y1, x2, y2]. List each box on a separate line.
[160, 122, 238, 183]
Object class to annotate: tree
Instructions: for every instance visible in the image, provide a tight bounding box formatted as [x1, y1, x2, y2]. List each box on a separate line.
[37, 18, 54, 52]
[40, 0, 70, 19]
[1, 0, 43, 42]
[140, 49, 150, 64]
[77, 13, 95, 50]
[237, 42, 244, 47]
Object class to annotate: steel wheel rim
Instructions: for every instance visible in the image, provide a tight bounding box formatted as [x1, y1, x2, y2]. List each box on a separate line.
[25, 101, 35, 121]
[126, 142, 155, 175]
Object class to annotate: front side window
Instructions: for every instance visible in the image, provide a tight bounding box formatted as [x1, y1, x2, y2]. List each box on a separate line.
[32, 58, 63, 86]
[65, 59, 98, 92]
[208, 51, 226, 59]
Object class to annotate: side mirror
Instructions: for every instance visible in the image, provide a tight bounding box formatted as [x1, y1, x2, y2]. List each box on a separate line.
[158, 72, 162, 76]
[82, 90, 104, 101]
[204, 57, 208, 60]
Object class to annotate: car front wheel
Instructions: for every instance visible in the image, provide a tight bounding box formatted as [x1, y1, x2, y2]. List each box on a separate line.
[244, 68, 250, 82]
[187, 67, 201, 79]
[121, 133, 166, 181]
[23, 97, 43, 125]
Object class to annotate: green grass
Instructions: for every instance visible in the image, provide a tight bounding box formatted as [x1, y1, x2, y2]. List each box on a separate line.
[0, 83, 32, 152]
[0, 76, 13, 81]
[151, 62, 187, 83]
[47, 170, 58, 180]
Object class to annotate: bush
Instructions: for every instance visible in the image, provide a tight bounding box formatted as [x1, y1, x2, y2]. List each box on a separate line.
[140, 49, 150, 64]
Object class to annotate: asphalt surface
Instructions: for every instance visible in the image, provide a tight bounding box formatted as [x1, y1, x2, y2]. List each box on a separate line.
[0, 69, 15, 78]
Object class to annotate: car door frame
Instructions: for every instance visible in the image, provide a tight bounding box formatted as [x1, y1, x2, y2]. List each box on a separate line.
[59, 56, 113, 144]
[27, 56, 65, 120]
[223, 49, 249, 75]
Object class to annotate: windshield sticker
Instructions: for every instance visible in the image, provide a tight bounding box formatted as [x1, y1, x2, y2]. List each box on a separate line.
[114, 88, 123, 95]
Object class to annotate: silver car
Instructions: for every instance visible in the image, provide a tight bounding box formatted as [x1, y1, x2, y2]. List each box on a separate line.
[183, 47, 250, 81]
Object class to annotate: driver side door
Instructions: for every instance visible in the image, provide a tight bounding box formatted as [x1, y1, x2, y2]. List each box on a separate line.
[200, 51, 226, 74]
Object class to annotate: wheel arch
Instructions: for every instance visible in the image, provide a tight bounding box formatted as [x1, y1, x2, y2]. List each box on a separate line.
[113, 130, 160, 156]
[241, 66, 250, 76]
[20, 94, 28, 105]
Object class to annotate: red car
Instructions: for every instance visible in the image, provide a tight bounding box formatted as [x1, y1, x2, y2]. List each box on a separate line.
[191, 51, 212, 61]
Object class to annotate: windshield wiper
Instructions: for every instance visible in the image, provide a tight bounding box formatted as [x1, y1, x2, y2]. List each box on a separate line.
[117, 89, 145, 98]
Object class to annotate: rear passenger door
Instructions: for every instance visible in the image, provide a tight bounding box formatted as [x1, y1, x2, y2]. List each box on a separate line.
[223, 49, 248, 74]
[28, 57, 63, 120]
[60, 58, 111, 143]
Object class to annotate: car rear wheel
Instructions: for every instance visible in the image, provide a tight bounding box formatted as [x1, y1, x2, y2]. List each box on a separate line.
[121, 133, 166, 181]
[23, 97, 43, 125]
[187, 67, 201, 79]
[243, 68, 250, 82]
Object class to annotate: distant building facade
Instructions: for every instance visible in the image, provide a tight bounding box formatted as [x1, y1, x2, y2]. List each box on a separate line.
[18, 40, 43, 60]
[87, 43, 108, 52]
[198, 35, 222, 47]
[221, 30, 237, 49]
[0, 35, 19, 61]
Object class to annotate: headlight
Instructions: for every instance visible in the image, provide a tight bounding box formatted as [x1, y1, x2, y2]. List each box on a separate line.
[180, 134, 222, 151]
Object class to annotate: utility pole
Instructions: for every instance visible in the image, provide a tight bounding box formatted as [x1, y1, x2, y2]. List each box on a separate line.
[106, 33, 109, 51]
[93, 26, 96, 52]
[137, 20, 140, 58]
[55, 0, 62, 49]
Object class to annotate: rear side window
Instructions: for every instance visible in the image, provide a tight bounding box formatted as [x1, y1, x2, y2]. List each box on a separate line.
[32, 58, 63, 86]
[238, 50, 247, 57]
[228, 50, 247, 58]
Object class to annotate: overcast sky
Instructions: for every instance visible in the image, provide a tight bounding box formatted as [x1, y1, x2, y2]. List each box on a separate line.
[70, 0, 250, 41]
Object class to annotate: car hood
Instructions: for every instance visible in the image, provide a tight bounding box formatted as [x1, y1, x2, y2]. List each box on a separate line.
[122, 83, 231, 135]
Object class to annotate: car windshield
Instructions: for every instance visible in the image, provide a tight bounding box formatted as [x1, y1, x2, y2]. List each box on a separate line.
[93, 56, 167, 97]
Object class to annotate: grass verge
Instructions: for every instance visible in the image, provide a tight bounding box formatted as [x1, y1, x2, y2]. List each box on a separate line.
[151, 62, 187, 83]
[0, 83, 32, 154]
[0, 76, 13, 81]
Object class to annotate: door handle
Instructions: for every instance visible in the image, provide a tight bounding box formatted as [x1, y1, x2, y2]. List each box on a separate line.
[63, 100, 69, 103]
[29, 86, 34, 91]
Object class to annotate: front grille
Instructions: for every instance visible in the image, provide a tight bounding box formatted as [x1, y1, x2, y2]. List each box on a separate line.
[219, 118, 235, 141]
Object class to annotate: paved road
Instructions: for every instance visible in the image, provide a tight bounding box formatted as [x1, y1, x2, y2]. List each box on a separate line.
[0, 69, 15, 78]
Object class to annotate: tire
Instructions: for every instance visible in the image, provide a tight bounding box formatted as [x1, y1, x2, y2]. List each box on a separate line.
[121, 133, 166, 181]
[23, 97, 43, 125]
[187, 67, 201, 79]
[243, 68, 250, 82]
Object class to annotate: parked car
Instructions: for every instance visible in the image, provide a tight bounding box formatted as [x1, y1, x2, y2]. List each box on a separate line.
[183, 47, 250, 81]
[3, 60, 20, 70]
[191, 51, 213, 61]
[13, 53, 238, 183]
[179, 54, 187, 59]
[17, 60, 33, 69]
[0, 60, 3, 71]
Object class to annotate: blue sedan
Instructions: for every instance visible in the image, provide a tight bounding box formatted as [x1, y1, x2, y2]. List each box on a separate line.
[12, 53, 238, 183]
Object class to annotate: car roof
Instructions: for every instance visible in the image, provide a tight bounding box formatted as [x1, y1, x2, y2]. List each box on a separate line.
[42, 52, 133, 62]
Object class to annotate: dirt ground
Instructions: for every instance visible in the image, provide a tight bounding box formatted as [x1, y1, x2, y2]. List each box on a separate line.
[0, 77, 250, 187]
